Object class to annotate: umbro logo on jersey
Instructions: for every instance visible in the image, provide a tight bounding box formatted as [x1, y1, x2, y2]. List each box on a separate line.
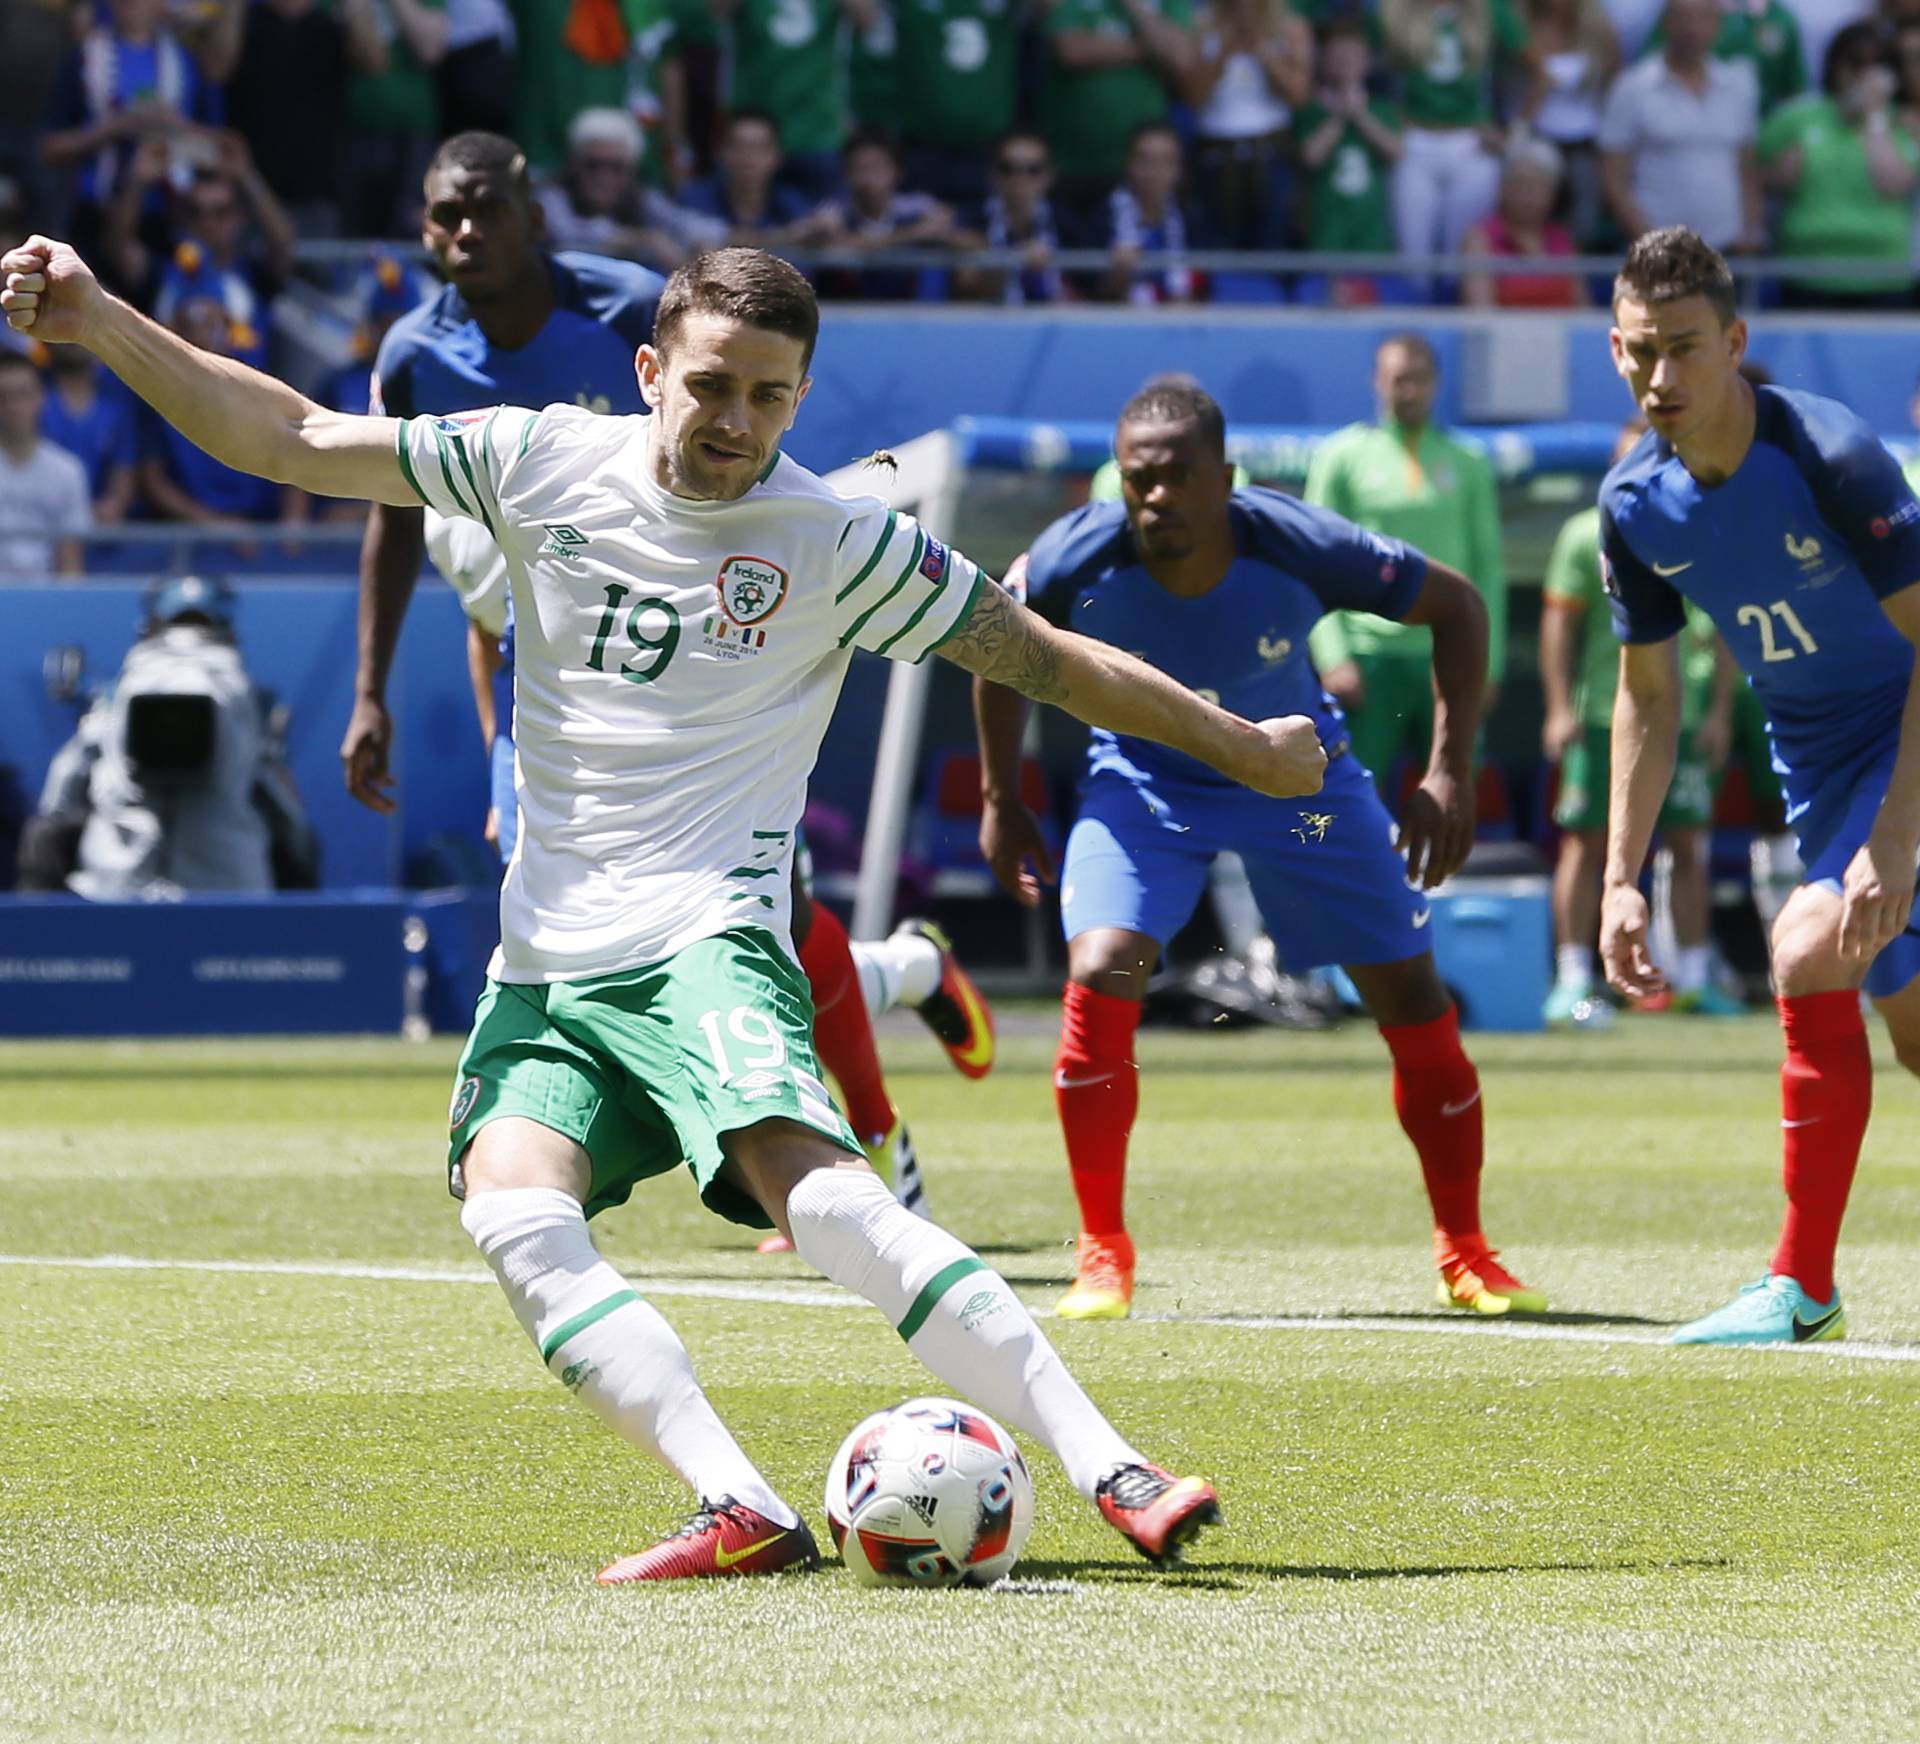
[1257, 634, 1292, 663]
[540, 523, 589, 558]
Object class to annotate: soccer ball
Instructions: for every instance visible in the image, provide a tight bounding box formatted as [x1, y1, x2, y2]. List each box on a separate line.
[824, 1397, 1034, 1588]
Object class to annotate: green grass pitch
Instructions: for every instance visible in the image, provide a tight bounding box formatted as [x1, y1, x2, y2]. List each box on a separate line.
[4, 1012, 1920, 1741]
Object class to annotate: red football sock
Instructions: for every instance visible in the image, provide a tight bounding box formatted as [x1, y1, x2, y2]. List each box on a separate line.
[1380, 1005, 1483, 1250]
[1771, 989, 1872, 1303]
[797, 902, 894, 1144]
[1055, 982, 1141, 1239]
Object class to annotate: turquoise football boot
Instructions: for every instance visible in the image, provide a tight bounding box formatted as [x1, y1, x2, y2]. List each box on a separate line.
[1672, 1273, 1845, 1346]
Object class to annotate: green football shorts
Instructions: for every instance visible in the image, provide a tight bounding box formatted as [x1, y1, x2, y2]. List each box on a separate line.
[1555, 724, 1712, 834]
[445, 926, 859, 1228]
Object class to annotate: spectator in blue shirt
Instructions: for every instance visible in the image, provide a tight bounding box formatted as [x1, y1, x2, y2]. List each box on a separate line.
[1102, 121, 1196, 305]
[39, 348, 138, 524]
[39, 0, 225, 254]
[811, 130, 960, 300]
[679, 111, 814, 242]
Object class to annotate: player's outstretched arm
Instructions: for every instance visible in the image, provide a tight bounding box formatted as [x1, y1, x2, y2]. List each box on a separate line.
[938, 579, 1326, 799]
[1599, 638, 1683, 999]
[1, 237, 417, 510]
[1397, 560, 1489, 888]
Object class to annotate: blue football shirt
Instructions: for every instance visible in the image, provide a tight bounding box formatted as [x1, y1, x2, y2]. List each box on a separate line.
[369, 251, 662, 423]
[1602, 385, 1920, 787]
[1016, 488, 1427, 790]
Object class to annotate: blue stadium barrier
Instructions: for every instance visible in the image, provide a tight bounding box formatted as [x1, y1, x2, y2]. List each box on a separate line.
[796, 310, 1920, 474]
[0, 886, 501, 1036]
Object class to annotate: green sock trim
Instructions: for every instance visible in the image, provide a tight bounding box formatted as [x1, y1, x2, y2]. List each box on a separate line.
[540, 1289, 638, 1363]
[897, 1257, 988, 1343]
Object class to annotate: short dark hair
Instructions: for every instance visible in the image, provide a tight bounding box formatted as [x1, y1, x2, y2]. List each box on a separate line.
[992, 126, 1050, 162]
[1117, 374, 1227, 459]
[653, 247, 820, 371]
[724, 108, 782, 147]
[1614, 226, 1737, 326]
[1377, 331, 1438, 371]
[842, 128, 901, 166]
[427, 131, 532, 197]
[1823, 20, 1886, 94]
[1126, 119, 1182, 157]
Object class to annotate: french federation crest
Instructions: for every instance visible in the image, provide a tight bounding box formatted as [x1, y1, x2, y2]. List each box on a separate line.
[716, 554, 790, 626]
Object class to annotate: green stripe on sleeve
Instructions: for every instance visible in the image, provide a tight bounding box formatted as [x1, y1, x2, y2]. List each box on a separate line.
[897, 1257, 988, 1342]
[539, 1289, 639, 1363]
[394, 421, 430, 507]
[432, 426, 476, 517]
[447, 429, 497, 540]
[870, 556, 977, 660]
[834, 509, 897, 603]
[516, 408, 540, 460]
[839, 530, 926, 650]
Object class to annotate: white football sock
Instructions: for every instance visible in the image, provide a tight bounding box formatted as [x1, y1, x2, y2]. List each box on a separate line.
[1555, 944, 1595, 986]
[786, 1168, 1144, 1499]
[1672, 943, 1709, 995]
[852, 932, 943, 1018]
[461, 1187, 795, 1527]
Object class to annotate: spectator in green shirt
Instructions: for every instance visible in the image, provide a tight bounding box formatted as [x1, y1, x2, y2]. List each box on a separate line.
[343, 0, 450, 235]
[1382, 0, 1538, 277]
[708, 0, 879, 201]
[1539, 422, 1739, 1023]
[894, 0, 1023, 211]
[1649, 0, 1804, 114]
[1041, 0, 1198, 212]
[1758, 23, 1919, 308]
[1303, 332, 1505, 802]
[1293, 19, 1405, 304]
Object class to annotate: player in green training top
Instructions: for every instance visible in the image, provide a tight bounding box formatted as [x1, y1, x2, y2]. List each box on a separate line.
[1540, 421, 1740, 1026]
[1304, 331, 1504, 801]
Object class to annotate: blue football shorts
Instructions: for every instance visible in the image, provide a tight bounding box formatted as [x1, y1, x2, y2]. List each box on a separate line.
[1798, 747, 1920, 1000]
[1058, 748, 1431, 971]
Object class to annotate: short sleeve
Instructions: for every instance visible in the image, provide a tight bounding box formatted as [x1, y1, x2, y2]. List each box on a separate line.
[1542, 511, 1598, 610]
[1796, 413, 1920, 600]
[1234, 490, 1428, 620]
[394, 406, 544, 538]
[1600, 500, 1687, 644]
[1596, 72, 1637, 152]
[1017, 511, 1103, 627]
[831, 502, 986, 662]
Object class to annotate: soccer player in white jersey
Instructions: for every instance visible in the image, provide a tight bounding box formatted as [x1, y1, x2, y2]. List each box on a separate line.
[3, 236, 1326, 1580]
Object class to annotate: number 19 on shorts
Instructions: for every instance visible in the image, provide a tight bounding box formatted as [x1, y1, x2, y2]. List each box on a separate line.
[697, 1006, 788, 1085]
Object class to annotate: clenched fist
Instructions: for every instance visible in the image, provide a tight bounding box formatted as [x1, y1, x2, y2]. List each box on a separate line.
[1, 237, 108, 347]
[1239, 714, 1328, 799]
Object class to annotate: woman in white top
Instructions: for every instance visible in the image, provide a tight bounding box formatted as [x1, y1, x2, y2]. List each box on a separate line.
[1521, 0, 1619, 242]
[1186, 0, 1314, 247]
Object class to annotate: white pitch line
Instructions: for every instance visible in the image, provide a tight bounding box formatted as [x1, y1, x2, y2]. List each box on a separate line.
[5, 1253, 1920, 1364]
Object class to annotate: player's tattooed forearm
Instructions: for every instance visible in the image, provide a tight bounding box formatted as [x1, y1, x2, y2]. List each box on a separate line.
[940, 582, 1068, 703]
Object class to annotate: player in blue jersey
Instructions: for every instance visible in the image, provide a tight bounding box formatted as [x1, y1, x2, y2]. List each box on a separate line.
[974, 377, 1548, 1320]
[1599, 228, 1920, 1347]
[333, 131, 992, 1216]
[337, 130, 661, 855]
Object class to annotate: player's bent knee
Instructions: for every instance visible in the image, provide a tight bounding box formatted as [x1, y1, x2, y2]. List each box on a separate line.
[460, 1115, 594, 1201]
[1067, 929, 1157, 998]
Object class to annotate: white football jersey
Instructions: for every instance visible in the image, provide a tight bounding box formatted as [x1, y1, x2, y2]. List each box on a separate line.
[396, 405, 984, 983]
